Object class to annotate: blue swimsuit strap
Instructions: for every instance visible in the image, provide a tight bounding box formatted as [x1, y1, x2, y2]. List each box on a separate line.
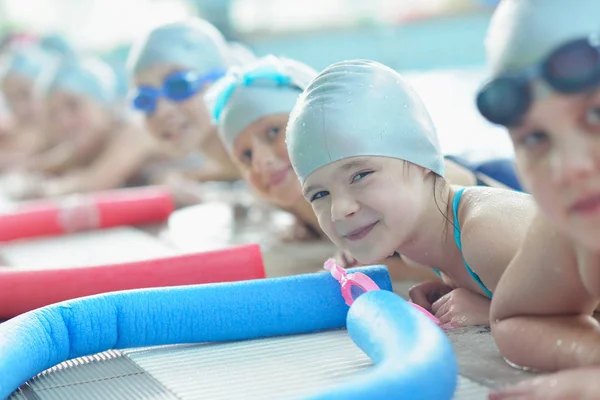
[452, 188, 493, 298]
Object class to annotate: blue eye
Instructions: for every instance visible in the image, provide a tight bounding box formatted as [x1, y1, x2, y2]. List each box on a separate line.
[351, 171, 372, 183]
[267, 127, 280, 138]
[519, 131, 549, 149]
[310, 191, 329, 202]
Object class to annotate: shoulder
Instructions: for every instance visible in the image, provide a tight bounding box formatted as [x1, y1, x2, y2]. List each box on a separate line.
[457, 187, 538, 288]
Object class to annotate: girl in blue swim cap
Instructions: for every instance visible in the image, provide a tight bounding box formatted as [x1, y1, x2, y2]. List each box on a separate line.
[286, 59, 537, 327]
[476, 0, 600, 397]
[128, 18, 251, 183]
[210, 55, 528, 282]
[8, 54, 161, 199]
[0, 45, 58, 169]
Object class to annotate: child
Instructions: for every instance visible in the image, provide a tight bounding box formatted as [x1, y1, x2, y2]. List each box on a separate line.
[474, 0, 600, 397]
[0, 45, 57, 168]
[9, 55, 160, 198]
[286, 59, 536, 326]
[128, 18, 251, 183]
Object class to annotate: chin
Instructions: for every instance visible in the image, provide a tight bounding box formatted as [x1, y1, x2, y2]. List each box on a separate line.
[352, 249, 390, 266]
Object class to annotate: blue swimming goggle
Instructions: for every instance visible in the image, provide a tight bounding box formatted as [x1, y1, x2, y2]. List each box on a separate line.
[211, 69, 293, 123]
[476, 34, 600, 127]
[132, 69, 226, 115]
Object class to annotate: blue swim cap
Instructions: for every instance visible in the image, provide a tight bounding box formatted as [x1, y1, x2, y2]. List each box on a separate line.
[487, 0, 600, 74]
[286, 60, 444, 185]
[127, 18, 238, 76]
[39, 34, 76, 58]
[207, 55, 317, 151]
[47, 56, 117, 106]
[0, 46, 58, 82]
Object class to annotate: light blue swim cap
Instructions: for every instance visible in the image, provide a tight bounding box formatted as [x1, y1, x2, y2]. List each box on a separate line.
[286, 60, 444, 185]
[127, 18, 236, 76]
[207, 55, 318, 151]
[39, 34, 76, 58]
[486, 0, 600, 74]
[47, 56, 117, 106]
[1, 46, 58, 82]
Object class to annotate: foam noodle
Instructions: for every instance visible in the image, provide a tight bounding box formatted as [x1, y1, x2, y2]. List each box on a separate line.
[311, 290, 458, 400]
[0, 244, 265, 319]
[0, 186, 174, 242]
[0, 266, 392, 398]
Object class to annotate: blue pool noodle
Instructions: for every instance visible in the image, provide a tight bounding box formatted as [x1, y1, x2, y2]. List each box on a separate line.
[313, 290, 458, 400]
[0, 266, 458, 399]
[0, 266, 392, 397]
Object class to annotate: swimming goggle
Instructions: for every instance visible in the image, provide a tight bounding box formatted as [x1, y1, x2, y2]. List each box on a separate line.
[323, 259, 440, 324]
[476, 34, 600, 127]
[211, 68, 294, 123]
[132, 69, 226, 115]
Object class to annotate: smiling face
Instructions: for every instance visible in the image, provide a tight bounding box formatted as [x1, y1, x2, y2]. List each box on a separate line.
[231, 113, 301, 207]
[302, 156, 432, 264]
[509, 86, 600, 251]
[134, 63, 213, 156]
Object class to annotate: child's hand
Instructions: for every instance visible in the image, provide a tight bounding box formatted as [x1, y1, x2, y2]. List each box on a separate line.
[409, 280, 454, 311]
[431, 288, 491, 328]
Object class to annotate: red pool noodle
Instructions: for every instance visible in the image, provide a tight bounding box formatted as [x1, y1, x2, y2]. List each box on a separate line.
[0, 186, 174, 242]
[0, 244, 265, 319]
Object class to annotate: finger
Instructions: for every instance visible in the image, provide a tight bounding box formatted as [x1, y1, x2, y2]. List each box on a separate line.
[436, 309, 453, 326]
[431, 293, 451, 315]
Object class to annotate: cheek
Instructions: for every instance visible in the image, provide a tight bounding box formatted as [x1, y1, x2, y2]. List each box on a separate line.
[181, 95, 210, 126]
[245, 169, 266, 194]
[145, 116, 163, 138]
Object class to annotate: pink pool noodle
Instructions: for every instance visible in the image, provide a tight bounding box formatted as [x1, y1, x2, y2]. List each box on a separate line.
[0, 186, 174, 242]
[0, 244, 265, 319]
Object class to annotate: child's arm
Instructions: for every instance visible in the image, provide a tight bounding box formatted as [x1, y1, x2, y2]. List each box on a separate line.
[490, 212, 600, 372]
[40, 127, 155, 197]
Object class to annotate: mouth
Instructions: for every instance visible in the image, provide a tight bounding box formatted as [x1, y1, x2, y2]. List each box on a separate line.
[161, 120, 190, 143]
[570, 192, 600, 215]
[343, 221, 379, 242]
[268, 166, 291, 188]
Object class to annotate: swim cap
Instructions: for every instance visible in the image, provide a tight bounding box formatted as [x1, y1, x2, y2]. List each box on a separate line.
[207, 55, 317, 151]
[486, 0, 600, 74]
[127, 18, 237, 76]
[227, 42, 257, 65]
[0, 46, 58, 82]
[39, 34, 76, 58]
[47, 56, 117, 105]
[286, 60, 444, 185]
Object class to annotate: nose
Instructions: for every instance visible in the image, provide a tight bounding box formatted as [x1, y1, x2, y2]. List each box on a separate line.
[551, 133, 596, 185]
[252, 140, 277, 173]
[331, 192, 359, 222]
[152, 97, 177, 122]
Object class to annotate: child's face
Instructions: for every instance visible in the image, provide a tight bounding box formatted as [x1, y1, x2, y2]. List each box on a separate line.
[46, 90, 109, 149]
[509, 87, 600, 251]
[232, 113, 301, 208]
[2, 74, 39, 124]
[135, 64, 213, 156]
[302, 156, 430, 264]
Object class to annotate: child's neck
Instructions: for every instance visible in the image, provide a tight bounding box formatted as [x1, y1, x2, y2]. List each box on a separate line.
[394, 182, 465, 277]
